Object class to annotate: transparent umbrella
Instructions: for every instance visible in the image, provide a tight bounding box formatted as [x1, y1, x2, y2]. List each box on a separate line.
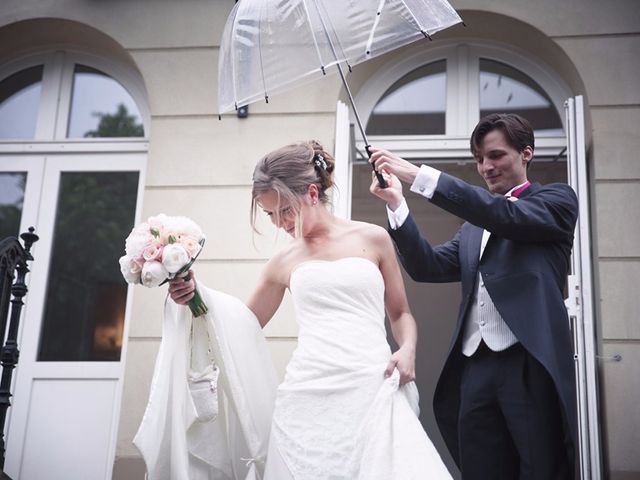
[218, 0, 462, 184]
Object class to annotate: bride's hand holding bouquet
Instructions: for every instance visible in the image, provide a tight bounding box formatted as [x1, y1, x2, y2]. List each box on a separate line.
[119, 214, 207, 317]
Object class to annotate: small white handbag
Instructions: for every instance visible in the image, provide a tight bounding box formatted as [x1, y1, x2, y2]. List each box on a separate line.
[188, 317, 219, 423]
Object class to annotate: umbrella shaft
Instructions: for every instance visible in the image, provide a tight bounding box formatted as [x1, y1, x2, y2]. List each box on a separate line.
[335, 62, 368, 146]
[312, 0, 384, 187]
[311, 1, 368, 145]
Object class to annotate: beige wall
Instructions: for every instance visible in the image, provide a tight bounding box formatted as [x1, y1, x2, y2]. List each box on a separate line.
[1, 0, 638, 478]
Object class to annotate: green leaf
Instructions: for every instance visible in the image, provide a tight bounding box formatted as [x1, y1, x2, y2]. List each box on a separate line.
[168, 235, 176, 244]
[150, 227, 160, 237]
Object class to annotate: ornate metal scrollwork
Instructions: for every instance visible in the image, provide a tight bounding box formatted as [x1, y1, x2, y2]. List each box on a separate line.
[0, 228, 39, 476]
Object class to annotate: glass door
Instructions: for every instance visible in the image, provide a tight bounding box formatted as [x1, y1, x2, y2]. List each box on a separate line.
[6, 154, 145, 480]
[0, 157, 44, 242]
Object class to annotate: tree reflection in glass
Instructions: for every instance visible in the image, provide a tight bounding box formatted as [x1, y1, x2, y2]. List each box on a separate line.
[67, 65, 144, 138]
[0, 173, 27, 240]
[479, 59, 563, 136]
[38, 172, 139, 361]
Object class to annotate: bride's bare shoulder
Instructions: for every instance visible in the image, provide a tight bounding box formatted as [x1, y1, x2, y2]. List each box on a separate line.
[345, 219, 388, 242]
[262, 243, 304, 283]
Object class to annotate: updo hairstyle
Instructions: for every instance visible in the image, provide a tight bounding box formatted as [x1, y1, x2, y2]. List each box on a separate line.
[251, 140, 335, 232]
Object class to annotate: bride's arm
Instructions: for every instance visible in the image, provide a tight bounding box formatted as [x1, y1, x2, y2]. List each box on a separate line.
[246, 260, 286, 328]
[371, 226, 418, 385]
[168, 261, 286, 328]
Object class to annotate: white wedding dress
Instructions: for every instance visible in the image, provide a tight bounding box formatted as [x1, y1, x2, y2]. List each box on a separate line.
[263, 256, 452, 479]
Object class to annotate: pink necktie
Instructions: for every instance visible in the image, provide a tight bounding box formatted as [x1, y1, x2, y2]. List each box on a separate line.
[509, 181, 530, 199]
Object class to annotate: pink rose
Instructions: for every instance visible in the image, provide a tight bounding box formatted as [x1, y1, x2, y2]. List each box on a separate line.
[142, 244, 163, 262]
[181, 237, 202, 258]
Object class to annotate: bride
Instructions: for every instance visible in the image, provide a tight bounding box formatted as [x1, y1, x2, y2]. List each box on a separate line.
[164, 140, 451, 479]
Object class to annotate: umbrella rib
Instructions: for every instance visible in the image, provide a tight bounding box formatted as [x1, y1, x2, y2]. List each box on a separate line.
[229, 2, 241, 110]
[300, 0, 327, 74]
[365, 0, 388, 58]
[258, 1, 269, 102]
[315, 0, 352, 71]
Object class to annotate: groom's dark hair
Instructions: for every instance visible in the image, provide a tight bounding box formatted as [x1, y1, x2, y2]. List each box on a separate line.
[471, 113, 535, 167]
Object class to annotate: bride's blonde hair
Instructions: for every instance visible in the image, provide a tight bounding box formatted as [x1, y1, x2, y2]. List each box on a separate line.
[251, 140, 335, 235]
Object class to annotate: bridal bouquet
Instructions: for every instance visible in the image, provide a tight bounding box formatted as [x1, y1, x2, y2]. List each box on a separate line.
[119, 214, 208, 317]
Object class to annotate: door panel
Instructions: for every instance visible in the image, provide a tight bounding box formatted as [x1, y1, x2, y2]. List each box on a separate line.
[20, 379, 118, 480]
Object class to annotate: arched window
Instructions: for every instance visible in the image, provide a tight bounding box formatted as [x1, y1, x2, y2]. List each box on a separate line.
[355, 43, 570, 159]
[0, 65, 43, 140]
[478, 59, 563, 136]
[367, 61, 447, 135]
[0, 50, 148, 362]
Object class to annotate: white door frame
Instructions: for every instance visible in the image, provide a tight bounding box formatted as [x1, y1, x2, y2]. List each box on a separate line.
[565, 95, 602, 480]
[5, 152, 146, 480]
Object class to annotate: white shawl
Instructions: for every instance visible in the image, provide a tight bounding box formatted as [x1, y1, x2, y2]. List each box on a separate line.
[133, 286, 278, 480]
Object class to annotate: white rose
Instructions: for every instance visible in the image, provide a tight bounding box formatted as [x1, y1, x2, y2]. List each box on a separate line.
[167, 216, 204, 240]
[125, 232, 152, 260]
[119, 255, 141, 284]
[141, 260, 168, 288]
[162, 244, 190, 274]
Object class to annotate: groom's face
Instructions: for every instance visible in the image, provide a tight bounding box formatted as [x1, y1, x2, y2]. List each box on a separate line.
[475, 129, 531, 195]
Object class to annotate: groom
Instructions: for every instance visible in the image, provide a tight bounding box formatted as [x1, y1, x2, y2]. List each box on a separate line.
[369, 113, 578, 479]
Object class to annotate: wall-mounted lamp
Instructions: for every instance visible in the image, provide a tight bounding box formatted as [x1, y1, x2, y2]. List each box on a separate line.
[237, 105, 249, 118]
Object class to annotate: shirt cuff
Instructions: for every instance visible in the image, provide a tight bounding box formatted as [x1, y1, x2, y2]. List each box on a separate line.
[387, 198, 410, 230]
[409, 164, 441, 199]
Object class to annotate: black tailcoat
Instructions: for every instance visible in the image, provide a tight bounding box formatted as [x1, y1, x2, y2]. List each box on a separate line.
[389, 173, 579, 468]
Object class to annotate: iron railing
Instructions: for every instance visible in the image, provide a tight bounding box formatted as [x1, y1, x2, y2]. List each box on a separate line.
[0, 228, 38, 477]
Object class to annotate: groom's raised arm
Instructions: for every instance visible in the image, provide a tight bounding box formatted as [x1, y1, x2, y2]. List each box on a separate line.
[368, 161, 461, 283]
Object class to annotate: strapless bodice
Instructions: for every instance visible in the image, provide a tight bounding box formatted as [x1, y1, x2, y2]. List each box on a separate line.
[288, 256, 389, 371]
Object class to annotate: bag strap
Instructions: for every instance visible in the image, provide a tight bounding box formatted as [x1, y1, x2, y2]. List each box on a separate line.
[190, 316, 215, 370]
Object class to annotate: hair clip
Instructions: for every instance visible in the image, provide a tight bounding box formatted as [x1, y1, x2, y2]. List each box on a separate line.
[313, 154, 327, 171]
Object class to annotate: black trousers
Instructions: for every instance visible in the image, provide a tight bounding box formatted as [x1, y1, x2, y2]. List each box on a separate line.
[458, 342, 571, 480]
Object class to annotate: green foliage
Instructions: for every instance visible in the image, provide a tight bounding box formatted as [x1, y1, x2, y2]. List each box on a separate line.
[0, 173, 27, 240]
[84, 103, 144, 138]
[38, 171, 139, 361]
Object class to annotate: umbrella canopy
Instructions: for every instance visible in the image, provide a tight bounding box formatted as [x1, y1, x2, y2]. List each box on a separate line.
[218, 0, 462, 115]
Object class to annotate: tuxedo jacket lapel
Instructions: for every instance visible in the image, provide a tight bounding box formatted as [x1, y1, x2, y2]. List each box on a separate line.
[466, 225, 483, 276]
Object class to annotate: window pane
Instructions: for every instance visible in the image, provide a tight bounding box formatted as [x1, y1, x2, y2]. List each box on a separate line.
[0, 172, 27, 239]
[367, 61, 446, 135]
[479, 59, 563, 136]
[67, 65, 144, 138]
[0, 66, 43, 140]
[38, 171, 139, 361]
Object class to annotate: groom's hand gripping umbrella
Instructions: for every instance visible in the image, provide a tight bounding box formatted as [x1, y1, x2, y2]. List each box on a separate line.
[218, 0, 463, 187]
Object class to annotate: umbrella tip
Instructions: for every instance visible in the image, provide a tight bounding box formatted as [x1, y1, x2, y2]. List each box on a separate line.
[321, 66, 326, 75]
[265, 94, 269, 104]
[218, 114, 222, 121]
[421, 30, 433, 41]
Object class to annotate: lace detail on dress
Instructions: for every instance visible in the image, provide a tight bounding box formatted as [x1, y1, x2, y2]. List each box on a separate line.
[267, 257, 451, 480]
